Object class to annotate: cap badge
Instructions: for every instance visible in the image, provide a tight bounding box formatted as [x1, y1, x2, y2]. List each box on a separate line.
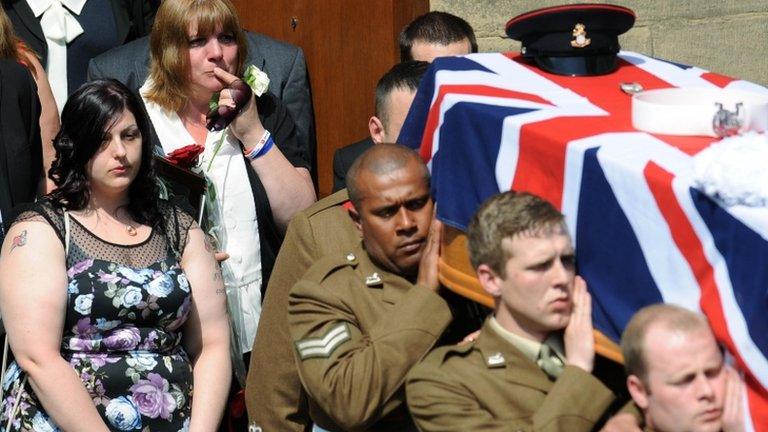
[570, 23, 591, 48]
[487, 352, 506, 367]
[365, 272, 382, 286]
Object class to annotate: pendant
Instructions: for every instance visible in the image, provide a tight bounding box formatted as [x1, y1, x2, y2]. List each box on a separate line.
[126, 225, 137, 236]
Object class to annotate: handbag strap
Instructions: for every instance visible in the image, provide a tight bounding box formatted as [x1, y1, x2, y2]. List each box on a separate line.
[63, 211, 71, 257]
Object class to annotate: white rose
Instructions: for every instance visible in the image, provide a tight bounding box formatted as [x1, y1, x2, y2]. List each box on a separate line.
[244, 64, 270, 97]
[74, 294, 94, 315]
[119, 287, 143, 308]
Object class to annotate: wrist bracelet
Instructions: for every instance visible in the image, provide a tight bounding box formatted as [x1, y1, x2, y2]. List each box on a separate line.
[243, 129, 271, 156]
[245, 134, 274, 161]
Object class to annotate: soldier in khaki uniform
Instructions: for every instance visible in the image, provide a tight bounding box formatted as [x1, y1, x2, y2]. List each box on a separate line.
[407, 191, 637, 431]
[245, 188, 359, 431]
[288, 144, 452, 431]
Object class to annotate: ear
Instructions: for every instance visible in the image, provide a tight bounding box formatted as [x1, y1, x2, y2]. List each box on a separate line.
[369, 116, 386, 144]
[627, 375, 650, 410]
[476, 264, 502, 298]
[348, 206, 363, 235]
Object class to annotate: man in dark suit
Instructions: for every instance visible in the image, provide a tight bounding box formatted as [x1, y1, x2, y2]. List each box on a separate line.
[0, 59, 42, 243]
[3, 0, 158, 105]
[331, 61, 428, 192]
[87, 31, 316, 174]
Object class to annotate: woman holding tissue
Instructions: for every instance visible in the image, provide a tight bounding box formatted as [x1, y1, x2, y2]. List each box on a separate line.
[140, 0, 316, 358]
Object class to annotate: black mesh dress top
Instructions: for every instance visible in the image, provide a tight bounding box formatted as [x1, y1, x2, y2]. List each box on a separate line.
[1, 199, 198, 431]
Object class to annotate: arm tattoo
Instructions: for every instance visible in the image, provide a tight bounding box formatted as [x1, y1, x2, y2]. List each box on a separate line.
[9, 230, 28, 253]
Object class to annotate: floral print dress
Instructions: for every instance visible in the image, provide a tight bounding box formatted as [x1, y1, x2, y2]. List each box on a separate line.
[1, 201, 196, 431]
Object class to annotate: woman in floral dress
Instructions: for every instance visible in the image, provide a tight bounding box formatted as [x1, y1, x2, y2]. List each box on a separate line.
[0, 79, 231, 431]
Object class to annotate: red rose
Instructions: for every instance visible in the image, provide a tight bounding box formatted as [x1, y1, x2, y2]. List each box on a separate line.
[166, 144, 204, 169]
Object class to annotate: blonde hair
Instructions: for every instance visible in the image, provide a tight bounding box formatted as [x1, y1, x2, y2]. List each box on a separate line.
[621, 304, 712, 383]
[145, 0, 247, 111]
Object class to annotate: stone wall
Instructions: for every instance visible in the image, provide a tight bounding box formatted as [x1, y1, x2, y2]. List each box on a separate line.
[431, 0, 768, 85]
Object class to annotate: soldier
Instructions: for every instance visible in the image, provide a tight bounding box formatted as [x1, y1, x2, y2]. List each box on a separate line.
[288, 144, 450, 431]
[245, 187, 358, 431]
[407, 191, 636, 431]
[622, 304, 745, 432]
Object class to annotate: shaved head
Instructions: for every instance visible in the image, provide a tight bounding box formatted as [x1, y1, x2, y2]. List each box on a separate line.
[347, 143, 430, 209]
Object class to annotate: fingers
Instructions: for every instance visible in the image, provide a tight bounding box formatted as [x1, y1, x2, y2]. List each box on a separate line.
[722, 366, 745, 432]
[460, 329, 481, 345]
[213, 67, 239, 85]
[214, 251, 230, 263]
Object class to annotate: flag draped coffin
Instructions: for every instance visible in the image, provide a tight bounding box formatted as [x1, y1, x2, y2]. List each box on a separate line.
[398, 51, 768, 431]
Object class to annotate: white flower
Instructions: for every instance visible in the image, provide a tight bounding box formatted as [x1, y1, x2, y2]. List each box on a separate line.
[146, 274, 174, 298]
[31, 412, 60, 432]
[2, 362, 21, 391]
[178, 418, 190, 432]
[74, 294, 94, 315]
[105, 396, 142, 431]
[693, 132, 768, 207]
[119, 287, 143, 308]
[177, 274, 190, 293]
[118, 267, 149, 284]
[126, 353, 158, 372]
[244, 64, 270, 97]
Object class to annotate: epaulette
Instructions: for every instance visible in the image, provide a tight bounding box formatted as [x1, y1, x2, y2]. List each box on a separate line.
[303, 189, 349, 218]
[301, 250, 359, 284]
[425, 341, 476, 366]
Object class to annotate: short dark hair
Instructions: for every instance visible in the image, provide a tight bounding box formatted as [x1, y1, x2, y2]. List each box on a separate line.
[347, 143, 430, 210]
[374, 60, 429, 126]
[48, 79, 160, 225]
[467, 191, 565, 278]
[399, 11, 478, 62]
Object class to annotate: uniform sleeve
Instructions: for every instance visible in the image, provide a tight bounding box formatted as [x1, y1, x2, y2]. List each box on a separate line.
[288, 277, 451, 430]
[407, 363, 616, 432]
[245, 211, 316, 431]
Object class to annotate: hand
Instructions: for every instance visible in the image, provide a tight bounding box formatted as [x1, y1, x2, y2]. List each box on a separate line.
[212, 67, 265, 145]
[416, 217, 442, 293]
[214, 251, 230, 263]
[460, 329, 481, 345]
[599, 412, 642, 432]
[721, 366, 745, 432]
[564, 276, 594, 372]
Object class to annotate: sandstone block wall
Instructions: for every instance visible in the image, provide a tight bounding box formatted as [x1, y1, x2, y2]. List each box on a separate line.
[431, 0, 768, 85]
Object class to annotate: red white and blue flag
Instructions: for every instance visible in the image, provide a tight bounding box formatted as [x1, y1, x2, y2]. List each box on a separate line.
[399, 51, 768, 431]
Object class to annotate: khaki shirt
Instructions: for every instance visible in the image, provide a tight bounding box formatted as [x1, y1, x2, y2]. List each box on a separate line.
[246, 190, 359, 432]
[288, 244, 452, 431]
[407, 318, 617, 432]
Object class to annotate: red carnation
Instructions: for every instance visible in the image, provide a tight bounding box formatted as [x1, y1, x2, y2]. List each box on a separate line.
[166, 144, 204, 169]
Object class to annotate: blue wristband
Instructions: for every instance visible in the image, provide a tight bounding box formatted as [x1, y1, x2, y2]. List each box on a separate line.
[245, 134, 274, 160]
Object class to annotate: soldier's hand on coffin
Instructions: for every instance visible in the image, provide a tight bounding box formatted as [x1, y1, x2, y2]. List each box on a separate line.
[416, 217, 442, 293]
[212, 67, 266, 145]
[564, 276, 595, 372]
[722, 366, 745, 432]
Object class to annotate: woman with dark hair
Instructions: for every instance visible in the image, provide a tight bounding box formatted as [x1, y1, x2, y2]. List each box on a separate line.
[0, 79, 231, 431]
[141, 0, 315, 356]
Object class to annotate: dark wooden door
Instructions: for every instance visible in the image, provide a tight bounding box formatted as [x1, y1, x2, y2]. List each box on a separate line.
[232, 0, 429, 196]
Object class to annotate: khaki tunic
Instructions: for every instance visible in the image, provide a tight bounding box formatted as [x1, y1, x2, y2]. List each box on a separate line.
[246, 190, 359, 432]
[406, 319, 617, 432]
[288, 245, 452, 431]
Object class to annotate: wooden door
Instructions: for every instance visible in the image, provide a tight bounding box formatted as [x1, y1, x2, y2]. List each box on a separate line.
[232, 0, 429, 196]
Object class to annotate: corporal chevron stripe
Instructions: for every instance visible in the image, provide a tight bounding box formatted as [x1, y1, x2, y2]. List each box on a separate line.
[296, 323, 351, 360]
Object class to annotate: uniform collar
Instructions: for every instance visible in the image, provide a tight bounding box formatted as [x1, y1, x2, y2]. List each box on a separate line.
[474, 318, 555, 392]
[487, 316, 566, 364]
[351, 242, 416, 305]
[27, 0, 87, 17]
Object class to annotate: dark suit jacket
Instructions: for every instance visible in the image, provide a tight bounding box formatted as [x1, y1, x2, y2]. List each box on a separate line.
[0, 59, 41, 236]
[87, 31, 317, 175]
[3, 0, 157, 67]
[332, 137, 374, 192]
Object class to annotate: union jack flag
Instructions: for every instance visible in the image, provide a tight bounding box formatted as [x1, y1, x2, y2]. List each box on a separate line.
[399, 51, 768, 431]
